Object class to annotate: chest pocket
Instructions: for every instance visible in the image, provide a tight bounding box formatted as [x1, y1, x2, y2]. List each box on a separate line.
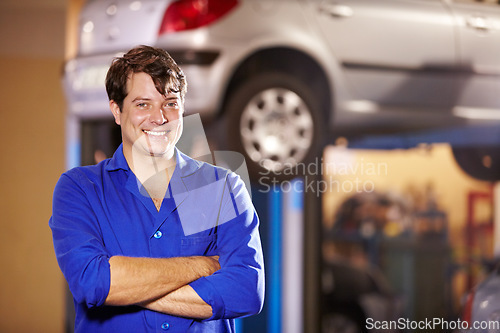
[180, 233, 217, 256]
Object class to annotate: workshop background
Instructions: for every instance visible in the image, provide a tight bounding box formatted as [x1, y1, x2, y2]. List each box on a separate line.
[1, 1, 499, 332]
[0, 0, 70, 332]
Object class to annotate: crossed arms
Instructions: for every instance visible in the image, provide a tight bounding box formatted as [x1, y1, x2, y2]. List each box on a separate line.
[49, 170, 264, 321]
[105, 255, 220, 318]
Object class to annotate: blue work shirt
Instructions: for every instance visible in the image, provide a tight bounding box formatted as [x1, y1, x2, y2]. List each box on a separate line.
[49, 145, 265, 332]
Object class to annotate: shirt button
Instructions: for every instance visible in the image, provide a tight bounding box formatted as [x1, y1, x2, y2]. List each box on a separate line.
[154, 231, 162, 239]
[161, 322, 170, 330]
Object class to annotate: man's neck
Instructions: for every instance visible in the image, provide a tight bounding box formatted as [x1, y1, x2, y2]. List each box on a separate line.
[124, 146, 177, 200]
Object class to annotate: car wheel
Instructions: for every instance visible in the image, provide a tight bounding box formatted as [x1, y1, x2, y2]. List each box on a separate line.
[225, 72, 325, 181]
[452, 146, 500, 181]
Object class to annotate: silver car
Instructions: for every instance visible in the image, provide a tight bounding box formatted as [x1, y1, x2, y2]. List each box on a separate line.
[64, 0, 500, 177]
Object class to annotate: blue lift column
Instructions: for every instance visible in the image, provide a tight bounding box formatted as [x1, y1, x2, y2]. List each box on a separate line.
[237, 183, 282, 333]
[239, 179, 317, 333]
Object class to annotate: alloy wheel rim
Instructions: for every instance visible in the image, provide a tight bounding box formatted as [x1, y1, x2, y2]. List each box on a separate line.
[239, 88, 314, 173]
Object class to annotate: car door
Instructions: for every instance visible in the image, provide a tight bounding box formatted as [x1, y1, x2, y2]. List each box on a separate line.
[311, 0, 458, 114]
[447, 0, 500, 119]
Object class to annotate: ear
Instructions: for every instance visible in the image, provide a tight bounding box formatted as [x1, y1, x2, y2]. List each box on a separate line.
[109, 100, 121, 125]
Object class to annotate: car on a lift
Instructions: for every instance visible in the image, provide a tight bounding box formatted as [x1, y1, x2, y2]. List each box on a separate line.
[64, 0, 500, 179]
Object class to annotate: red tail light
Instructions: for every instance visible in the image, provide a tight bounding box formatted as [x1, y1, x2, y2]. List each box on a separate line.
[159, 0, 239, 35]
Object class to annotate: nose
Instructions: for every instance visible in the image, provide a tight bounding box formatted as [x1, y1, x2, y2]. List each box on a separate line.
[150, 105, 167, 125]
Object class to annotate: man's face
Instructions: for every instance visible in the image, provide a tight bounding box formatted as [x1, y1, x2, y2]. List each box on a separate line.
[110, 72, 184, 160]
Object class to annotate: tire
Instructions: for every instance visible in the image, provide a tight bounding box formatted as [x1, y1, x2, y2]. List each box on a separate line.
[452, 146, 500, 181]
[225, 72, 325, 181]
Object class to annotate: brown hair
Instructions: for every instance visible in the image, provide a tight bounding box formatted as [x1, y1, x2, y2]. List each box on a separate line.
[105, 45, 187, 110]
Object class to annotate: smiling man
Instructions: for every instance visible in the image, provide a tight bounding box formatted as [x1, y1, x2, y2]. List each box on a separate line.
[49, 45, 265, 332]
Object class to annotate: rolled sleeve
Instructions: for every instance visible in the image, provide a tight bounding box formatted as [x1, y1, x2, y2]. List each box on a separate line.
[49, 172, 111, 308]
[189, 276, 225, 319]
[189, 174, 265, 320]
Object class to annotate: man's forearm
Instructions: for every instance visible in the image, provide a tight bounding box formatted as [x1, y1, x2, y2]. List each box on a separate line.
[105, 255, 219, 306]
[141, 285, 213, 319]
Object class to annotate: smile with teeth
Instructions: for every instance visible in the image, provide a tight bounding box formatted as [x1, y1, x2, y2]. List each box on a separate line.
[143, 130, 170, 136]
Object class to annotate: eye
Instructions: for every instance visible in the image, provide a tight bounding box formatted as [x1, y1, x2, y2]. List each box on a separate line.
[164, 101, 179, 109]
[136, 102, 149, 109]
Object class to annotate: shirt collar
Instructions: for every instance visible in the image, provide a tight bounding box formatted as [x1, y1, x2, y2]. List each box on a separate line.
[105, 144, 130, 172]
[175, 147, 203, 178]
[104, 144, 202, 177]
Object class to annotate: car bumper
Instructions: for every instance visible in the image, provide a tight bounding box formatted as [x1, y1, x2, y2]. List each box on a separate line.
[63, 45, 236, 120]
